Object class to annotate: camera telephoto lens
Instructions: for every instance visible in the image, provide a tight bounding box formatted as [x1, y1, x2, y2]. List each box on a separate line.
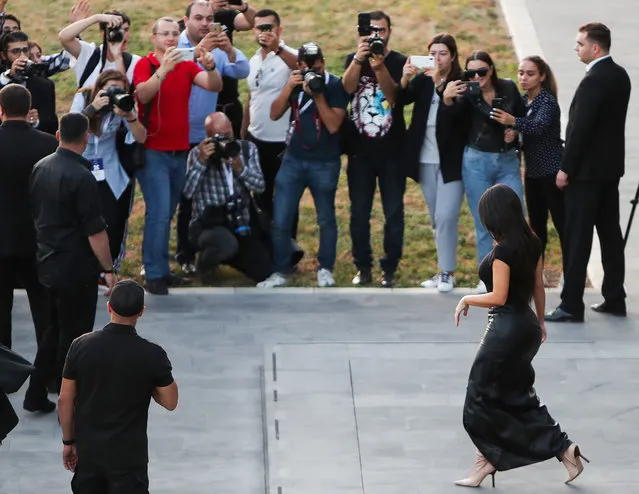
[302, 69, 325, 93]
[368, 34, 385, 56]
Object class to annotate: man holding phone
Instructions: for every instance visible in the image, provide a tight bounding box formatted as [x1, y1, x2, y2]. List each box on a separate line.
[174, 0, 250, 275]
[133, 16, 222, 295]
[341, 11, 407, 288]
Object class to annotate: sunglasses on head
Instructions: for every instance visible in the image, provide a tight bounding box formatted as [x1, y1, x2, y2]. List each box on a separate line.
[464, 67, 489, 78]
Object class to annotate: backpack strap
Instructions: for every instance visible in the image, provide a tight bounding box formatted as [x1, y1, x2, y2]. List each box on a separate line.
[78, 46, 102, 88]
[78, 47, 134, 89]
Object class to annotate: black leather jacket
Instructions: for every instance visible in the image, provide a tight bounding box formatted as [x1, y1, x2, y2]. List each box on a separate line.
[460, 78, 526, 153]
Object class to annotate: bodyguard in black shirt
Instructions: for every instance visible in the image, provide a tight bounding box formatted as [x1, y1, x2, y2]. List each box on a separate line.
[59, 280, 177, 494]
[24, 113, 116, 409]
[0, 84, 57, 351]
[342, 11, 406, 288]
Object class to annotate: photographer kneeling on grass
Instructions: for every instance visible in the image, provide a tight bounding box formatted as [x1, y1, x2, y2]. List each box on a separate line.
[183, 112, 274, 284]
[258, 43, 350, 288]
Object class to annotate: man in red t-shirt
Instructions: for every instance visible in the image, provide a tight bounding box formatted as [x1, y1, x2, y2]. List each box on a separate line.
[133, 16, 222, 295]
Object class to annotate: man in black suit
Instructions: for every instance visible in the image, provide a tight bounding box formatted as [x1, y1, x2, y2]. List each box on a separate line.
[546, 23, 631, 323]
[0, 84, 57, 355]
[0, 31, 58, 135]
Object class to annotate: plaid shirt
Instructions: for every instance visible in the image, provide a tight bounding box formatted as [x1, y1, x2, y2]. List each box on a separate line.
[183, 140, 265, 225]
[41, 50, 73, 77]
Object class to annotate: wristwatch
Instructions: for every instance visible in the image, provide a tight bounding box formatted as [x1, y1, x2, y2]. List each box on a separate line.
[62, 438, 76, 446]
[239, 2, 249, 13]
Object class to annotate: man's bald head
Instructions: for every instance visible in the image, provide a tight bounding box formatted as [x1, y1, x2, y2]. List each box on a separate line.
[205, 112, 234, 137]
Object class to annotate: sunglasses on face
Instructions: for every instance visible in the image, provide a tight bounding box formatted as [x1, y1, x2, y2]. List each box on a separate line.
[464, 67, 489, 78]
[8, 47, 29, 56]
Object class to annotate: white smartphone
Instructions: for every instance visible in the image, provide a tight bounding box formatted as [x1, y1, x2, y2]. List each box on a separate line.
[411, 55, 436, 70]
[175, 47, 195, 62]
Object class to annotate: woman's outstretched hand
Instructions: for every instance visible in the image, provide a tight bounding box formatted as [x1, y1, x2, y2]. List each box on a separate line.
[455, 297, 470, 326]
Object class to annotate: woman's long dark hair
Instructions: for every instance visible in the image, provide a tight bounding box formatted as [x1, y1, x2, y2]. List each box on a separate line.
[522, 55, 558, 98]
[80, 69, 130, 136]
[428, 33, 462, 81]
[478, 184, 540, 300]
[465, 50, 499, 86]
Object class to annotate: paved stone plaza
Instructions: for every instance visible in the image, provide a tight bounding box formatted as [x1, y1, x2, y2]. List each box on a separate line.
[1, 289, 638, 493]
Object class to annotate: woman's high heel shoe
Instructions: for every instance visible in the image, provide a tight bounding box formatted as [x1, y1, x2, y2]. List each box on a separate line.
[454, 451, 497, 488]
[561, 443, 590, 484]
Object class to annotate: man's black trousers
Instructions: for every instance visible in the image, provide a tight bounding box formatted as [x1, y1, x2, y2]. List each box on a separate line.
[194, 226, 273, 283]
[72, 461, 149, 494]
[347, 153, 406, 274]
[0, 257, 49, 349]
[560, 179, 625, 317]
[28, 281, 97, 397]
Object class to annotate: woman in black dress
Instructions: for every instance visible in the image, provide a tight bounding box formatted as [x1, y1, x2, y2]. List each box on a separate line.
[453, 184, 588, 487]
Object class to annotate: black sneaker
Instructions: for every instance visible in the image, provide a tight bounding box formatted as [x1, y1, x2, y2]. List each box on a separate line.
[165, 273, 187, 287]
[352, 270, 372, 286]
[146, 278, 169, 295]
[381, 271, 396, 288]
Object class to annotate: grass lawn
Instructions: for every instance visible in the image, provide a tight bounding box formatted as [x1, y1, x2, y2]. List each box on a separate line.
[19, 0, 563, 287]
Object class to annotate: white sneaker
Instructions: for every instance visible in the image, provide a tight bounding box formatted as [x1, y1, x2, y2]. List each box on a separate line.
[437, 272, 455, 293]
[420, 273, 440, 288]
[475, 280, 487, 294]
[257, 272, 287, 288]
[317, 268, 335, 287]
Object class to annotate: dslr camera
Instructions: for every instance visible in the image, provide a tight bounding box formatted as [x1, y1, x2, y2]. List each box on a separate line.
[99, 16, 125, 44]
[13, 59, 48, 83]
[226, 193, 250, 237]
[297, 43, 325, 93]
[206, 134, 242, 160]
[103, 86, 135, 113]
[300, 68, 325, 93]
[357, 12, 386, 56]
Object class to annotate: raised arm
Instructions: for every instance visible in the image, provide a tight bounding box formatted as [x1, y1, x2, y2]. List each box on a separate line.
[271, 71, 301, 121]
[59, 13, 122, 59]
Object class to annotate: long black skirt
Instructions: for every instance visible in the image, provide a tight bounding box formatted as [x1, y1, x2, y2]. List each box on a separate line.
[462, 305, 571, 471]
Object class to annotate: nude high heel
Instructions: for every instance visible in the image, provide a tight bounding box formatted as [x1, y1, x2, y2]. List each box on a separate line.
[454, 451, 497, 488]
[561, 443, 590, 484]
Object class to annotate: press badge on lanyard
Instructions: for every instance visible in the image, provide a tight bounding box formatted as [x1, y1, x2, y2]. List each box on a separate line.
[90, 158, 105, 182]
[286, 73, 329, 148]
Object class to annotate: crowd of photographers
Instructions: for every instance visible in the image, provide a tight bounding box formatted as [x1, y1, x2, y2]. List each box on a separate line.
[0, 0, 579, 296]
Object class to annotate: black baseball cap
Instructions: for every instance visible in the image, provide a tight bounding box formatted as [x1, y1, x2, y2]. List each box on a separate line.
[109, 280, 145, 317]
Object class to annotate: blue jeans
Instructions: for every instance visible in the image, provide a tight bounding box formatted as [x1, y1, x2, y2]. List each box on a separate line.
[462, 147, 524, 264]
[136, 149, 188, 280]
[272, 153, 340, 273]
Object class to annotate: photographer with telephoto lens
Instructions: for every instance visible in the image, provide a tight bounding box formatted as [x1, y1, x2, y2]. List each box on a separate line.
[0, 31, 58, 135]
[258, 43, 350, 288]
[184, 112, 274, 284]
[72, 70, 146, 273]
[342, 10, 407, 288]
[58, 9, 141, 112]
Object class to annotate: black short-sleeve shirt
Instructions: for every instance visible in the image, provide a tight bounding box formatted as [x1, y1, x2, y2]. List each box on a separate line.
[63, 323, 174, 468]
[29, 148, 106, 288]
[478, 239, 542, 308]
[343, 50, 407, 157]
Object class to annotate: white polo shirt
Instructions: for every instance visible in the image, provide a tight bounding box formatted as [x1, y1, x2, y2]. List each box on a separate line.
[247, 45, 296, 142]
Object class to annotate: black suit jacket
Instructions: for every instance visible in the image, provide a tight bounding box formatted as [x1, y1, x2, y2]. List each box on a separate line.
[0, 121, 58, 258]
[562, 57, 631, 181]
[27, 76, 59, 136]
[400, 74, 469, 183]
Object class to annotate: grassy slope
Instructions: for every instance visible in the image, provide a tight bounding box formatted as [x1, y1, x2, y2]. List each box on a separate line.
[25, 0, 562, 287]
